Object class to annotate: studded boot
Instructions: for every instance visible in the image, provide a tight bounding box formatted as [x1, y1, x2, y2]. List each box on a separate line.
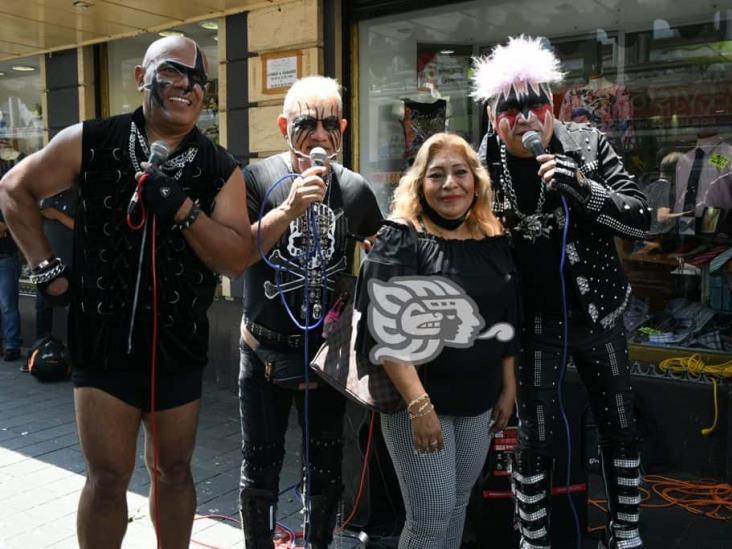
[598, 445, 643, 549]
[512, 449, 553, 549]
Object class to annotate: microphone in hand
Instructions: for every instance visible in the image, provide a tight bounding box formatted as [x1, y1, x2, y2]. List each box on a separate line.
[309, 147, 328, 168]
[521, 131, 545, 158]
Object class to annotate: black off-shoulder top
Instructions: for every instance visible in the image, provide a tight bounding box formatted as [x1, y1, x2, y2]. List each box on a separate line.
[355, 220, 520, 416]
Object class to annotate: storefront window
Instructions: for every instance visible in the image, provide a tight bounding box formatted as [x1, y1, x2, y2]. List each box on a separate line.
[359, 2, 732, 357]
[107, 21, 220, 141]
[0, 56, 43, 159]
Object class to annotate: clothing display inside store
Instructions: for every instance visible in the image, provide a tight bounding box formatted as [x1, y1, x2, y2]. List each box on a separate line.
[394, 87, 449, 168]
[558, 73, 634, 153]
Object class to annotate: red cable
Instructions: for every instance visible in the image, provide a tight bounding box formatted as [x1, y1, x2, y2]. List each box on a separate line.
[126, 173, 148, 230]
[339, 411, 376, 530]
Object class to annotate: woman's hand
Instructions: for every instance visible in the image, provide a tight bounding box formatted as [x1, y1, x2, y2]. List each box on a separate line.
[490, 386, 515, 435]
[410, 408, 444, 453]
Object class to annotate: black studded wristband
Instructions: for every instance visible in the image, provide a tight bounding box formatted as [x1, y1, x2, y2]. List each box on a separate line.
[176, 202, 203, 231]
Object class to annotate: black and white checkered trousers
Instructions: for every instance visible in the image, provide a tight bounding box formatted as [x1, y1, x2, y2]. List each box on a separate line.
[381, 409, 492, 549]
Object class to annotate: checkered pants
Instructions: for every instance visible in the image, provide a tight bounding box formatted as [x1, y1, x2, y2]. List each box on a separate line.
[381, 409, 492, 549]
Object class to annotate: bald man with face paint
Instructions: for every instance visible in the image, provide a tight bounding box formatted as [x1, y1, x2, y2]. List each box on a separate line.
[473, 37, 650, 549]
[0, 36, 255, 548]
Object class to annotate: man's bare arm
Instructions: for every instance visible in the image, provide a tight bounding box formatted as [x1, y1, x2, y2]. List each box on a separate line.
[0, 124, 81, 267]
[178, 168, 255, 279]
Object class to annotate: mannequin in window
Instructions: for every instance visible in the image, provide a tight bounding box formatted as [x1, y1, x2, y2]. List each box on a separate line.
[559, 70, 634, 152]
[394, 82, 450, 168]
[649, 151, 684, 235]
[669, 131, 732, 234]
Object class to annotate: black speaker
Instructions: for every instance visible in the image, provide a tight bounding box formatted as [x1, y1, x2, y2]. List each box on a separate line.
[341, 401, 404, 540]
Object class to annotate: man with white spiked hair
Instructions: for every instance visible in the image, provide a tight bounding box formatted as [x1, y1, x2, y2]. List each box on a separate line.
[472, 35, 650, 549]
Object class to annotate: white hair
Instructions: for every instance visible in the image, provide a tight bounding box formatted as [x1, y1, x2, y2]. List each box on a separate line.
[282, 75, 342, 118]
[470, 35, 565, 104]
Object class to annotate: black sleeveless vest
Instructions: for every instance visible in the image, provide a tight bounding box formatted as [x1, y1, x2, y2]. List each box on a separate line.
[70, 108, 237, 372]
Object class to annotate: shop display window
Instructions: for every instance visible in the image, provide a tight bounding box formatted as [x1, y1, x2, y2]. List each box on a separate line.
[358, 1, 732, 359]
[0, 56, 43, 161]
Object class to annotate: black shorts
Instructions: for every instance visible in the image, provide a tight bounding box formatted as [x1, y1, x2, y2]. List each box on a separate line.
[72, 367, 204, 412]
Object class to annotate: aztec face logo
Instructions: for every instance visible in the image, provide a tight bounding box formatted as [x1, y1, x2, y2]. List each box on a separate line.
[367, 276, 515, 366]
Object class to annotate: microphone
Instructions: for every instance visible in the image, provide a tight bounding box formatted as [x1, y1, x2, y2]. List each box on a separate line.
[147, 140, 170, 170]
[521, 131, 545, 157]
[309, 147, 327, 167]
[128, 141, 170, 220]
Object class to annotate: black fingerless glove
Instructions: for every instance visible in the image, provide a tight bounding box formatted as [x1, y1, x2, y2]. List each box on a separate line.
[141, 167, 188, 223]
[552, 154, 590, 205]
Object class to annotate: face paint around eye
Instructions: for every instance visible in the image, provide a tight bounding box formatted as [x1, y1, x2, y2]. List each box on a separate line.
[292, 115, 319, 132]
[495, 89, 552, 132]
[156, 59, 208, 93]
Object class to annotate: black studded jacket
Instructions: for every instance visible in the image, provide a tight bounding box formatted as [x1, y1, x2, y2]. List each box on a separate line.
[70, 108, 238, 372]
[479, 120, 651, 329]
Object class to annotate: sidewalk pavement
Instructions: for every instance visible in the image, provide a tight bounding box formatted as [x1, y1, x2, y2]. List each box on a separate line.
[0, 355, 358, 549]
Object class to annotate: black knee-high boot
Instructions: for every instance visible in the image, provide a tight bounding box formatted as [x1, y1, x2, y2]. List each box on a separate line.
[240, 487, 277, 548]
[306, 485, 342, 549]
[598, 445, 643, 549]
[513, 449, 553, 549]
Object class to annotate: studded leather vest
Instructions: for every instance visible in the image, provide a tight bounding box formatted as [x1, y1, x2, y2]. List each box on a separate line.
[69, 108, 237, 372]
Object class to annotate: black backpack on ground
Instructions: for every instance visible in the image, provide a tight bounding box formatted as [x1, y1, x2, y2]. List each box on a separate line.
[27, 336, 71, 382]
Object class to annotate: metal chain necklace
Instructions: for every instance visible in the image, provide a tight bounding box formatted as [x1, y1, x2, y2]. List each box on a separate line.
[129, 121, 198, 180]
[499, 142, 553, 243]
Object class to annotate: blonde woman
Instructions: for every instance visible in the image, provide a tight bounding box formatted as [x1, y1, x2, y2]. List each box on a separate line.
[355, 133, 519, 548]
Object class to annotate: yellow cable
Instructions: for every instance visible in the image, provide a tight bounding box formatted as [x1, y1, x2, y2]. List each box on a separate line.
[701, 378, 718, 436]
[658, 354, 731, 436]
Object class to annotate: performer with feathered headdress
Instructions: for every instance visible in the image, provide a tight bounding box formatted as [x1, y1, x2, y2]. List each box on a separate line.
[472, 35, 650, 549]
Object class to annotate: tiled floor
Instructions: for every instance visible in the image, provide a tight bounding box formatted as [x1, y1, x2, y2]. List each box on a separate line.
[0, 356, 730, 548]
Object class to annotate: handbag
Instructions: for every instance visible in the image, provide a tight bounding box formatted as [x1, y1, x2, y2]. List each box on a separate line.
[310, 220, 419, 414]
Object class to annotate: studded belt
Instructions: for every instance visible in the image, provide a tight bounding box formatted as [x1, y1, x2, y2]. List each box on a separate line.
[243, 318, 304, 349]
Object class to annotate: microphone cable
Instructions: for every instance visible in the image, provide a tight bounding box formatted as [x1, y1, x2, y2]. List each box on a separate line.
[126, 193, 163, 549]
[558, 194, 582, 549]
[256, 169, 331, 547]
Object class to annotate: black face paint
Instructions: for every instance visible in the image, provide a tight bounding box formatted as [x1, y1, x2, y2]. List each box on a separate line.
[149, 74, 168, 109]
[288, 101, 342, 156]
[146, 46, 208, 104]
[494, 86, 553, 131]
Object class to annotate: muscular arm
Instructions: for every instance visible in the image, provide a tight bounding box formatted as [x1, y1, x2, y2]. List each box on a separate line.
[177, 168, 255, 279]
[0, 124, 81, 267]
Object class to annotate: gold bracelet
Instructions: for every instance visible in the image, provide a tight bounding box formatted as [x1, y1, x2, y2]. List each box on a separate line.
[412, 401, 431, 415]
[408, 403, 434, 420]
[407, 394, 430, 413]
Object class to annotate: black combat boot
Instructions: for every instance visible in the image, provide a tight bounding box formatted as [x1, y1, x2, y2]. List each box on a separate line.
[240, 487, 277, 548]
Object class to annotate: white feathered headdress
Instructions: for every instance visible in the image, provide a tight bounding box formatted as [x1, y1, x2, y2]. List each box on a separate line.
[470, 35, 565, 104]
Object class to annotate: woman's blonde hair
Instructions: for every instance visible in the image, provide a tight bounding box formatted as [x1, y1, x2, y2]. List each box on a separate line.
[390, 132, 502, 236]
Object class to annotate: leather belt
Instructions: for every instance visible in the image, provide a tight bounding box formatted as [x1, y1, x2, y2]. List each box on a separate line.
[243, 319, 304, 350]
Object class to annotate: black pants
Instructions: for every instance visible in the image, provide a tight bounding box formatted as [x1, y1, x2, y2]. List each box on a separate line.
[238, 340, 344, 546]
[512, 312, 644, 548]
[517, 312, 639, 453]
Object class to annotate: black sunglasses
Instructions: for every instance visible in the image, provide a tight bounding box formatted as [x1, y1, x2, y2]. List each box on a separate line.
[291, 115, 341, 132]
